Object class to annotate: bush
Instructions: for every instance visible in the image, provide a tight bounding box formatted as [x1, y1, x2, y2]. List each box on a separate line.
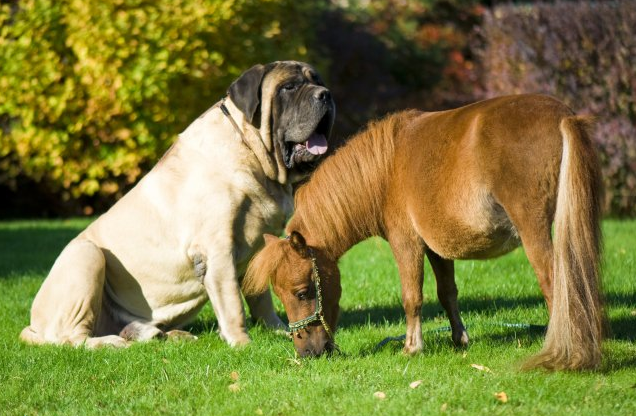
[0, 0, 320, 215]
[475, 1, 636, 216]
[312, 0, 484, 138]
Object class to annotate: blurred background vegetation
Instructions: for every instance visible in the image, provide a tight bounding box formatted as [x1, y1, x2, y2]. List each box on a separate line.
[1, 0, 634, 217]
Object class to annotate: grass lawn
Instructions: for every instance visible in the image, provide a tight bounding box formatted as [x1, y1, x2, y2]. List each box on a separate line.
[0, 218, 635, 415]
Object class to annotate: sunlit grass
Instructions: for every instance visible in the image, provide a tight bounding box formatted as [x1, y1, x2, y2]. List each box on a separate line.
[1, 219, 635, 415]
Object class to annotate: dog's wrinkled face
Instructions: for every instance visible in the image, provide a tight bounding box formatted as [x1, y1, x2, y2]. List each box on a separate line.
[228, 61, 336, 176]
[268, 65, 335, 172]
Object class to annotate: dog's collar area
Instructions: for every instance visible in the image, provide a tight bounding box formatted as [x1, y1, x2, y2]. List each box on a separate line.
[214, 97, 249, 148]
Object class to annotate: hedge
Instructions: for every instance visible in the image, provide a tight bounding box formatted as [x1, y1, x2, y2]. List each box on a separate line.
[476, 1, 636, 216]
[0, 0, 320, 214]
[2, 0, 635, 217]
[311, 0, 484, 138]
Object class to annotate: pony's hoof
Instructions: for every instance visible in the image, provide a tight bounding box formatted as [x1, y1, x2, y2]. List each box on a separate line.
[452, 330, 469, 348]
[402, 344, 423, 356]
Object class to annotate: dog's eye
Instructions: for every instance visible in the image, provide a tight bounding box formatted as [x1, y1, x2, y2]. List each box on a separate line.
[282, 83, 298, 92]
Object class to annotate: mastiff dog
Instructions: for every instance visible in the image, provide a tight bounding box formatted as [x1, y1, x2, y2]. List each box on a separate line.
[20, 61, 335, 348]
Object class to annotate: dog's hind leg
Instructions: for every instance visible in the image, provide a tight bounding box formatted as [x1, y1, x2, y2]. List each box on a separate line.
[426, 249, 469, 347]
[118, 321, 198, 342]
[21, 238, 128, 348]
[244, 290, 286, 331]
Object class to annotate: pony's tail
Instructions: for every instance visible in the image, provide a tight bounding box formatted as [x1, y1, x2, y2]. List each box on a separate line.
[524, 116, 604, 370]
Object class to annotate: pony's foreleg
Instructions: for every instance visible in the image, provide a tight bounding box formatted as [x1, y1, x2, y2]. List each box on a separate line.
[388, 232, 425, 355]
[426, 250, 468, 347]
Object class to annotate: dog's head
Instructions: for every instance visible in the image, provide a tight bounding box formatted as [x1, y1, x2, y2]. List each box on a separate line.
[228, 61, 336, 181]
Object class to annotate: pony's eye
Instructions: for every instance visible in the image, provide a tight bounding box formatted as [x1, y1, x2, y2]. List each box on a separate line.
[296, 290, 308, 300]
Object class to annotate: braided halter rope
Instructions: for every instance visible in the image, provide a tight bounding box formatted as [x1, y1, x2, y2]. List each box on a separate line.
[287, 248, 333, 339]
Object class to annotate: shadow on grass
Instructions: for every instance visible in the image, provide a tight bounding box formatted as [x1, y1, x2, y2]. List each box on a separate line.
[0, 225, 81, 277]
[338, 295, 548, 331]
[338, 291, 636, 341]
[606, 313, 636, 342]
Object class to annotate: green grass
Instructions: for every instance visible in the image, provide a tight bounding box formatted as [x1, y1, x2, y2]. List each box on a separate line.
[1, 219, 635, 415]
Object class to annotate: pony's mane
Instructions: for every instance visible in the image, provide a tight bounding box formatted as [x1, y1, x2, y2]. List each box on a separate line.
[293, 110, 419, 257]
[243, 239, 290, 295]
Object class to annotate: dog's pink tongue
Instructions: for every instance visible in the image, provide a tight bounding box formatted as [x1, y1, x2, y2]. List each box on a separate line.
[306, 133, 328, 155]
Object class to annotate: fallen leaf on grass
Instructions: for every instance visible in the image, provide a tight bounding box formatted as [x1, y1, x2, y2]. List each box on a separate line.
[494, 391, 508, 403]
[409, 380, 423, 389]
[255, 409, 263, 415]
[373, 391, 386, 399]
[287, 358, 302, 366]
[230, 371, 239, 381]
[228, 383, 241, 392]
[470, 363, 492, 373]
[440, 403, 448, 412]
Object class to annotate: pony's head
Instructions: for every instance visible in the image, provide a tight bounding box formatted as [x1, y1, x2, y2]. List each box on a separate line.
[244, 231, 341, 357]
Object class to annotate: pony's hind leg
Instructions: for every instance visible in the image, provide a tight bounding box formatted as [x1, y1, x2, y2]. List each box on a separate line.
[426, 250, 469, 347]
[518, 227, 554, 312]
[387, 231, 425, 355]
[505, 210, 554, 312]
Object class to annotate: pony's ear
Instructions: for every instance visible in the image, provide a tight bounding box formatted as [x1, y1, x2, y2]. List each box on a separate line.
[263, 233, 279, 246]
[228, 64, 267, 126]
[289, 231, 309, 257]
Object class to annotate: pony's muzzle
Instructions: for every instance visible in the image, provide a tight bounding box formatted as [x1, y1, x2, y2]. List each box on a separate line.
[293, 326, 334, 357]
[296, 340, 334, 357]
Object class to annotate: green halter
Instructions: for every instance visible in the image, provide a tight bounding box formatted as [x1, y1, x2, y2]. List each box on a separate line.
[287, 249, 333, 339]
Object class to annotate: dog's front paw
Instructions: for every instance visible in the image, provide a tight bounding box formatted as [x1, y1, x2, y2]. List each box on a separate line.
[85, 335, 130, 349]
[218, 330, 251, 347]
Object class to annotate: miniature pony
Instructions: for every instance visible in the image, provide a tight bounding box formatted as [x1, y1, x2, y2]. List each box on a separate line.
[245, 94, 604, 370]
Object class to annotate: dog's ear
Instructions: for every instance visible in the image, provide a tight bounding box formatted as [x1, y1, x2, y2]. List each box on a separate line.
[289, 231, 309, 258]
[228, 64, 268, 126]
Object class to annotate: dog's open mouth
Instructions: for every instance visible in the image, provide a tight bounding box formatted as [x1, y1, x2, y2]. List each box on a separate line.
[284, 113, 331, 169]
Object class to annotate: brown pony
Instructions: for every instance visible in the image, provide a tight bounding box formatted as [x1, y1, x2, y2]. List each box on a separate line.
[244, 94, 604, 370]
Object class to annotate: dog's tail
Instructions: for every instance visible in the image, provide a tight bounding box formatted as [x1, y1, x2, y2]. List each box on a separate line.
[525, 115, 604, 370]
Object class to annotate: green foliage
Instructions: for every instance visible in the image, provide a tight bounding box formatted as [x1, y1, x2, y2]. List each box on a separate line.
[3, 0, 635, 218]
[1, 219, 636, 414]
[0, 0, 320, 207]
[311, 0, 484, 137]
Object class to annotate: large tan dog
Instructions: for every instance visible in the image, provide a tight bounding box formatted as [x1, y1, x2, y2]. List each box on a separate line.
[20, 61, 335, 348]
